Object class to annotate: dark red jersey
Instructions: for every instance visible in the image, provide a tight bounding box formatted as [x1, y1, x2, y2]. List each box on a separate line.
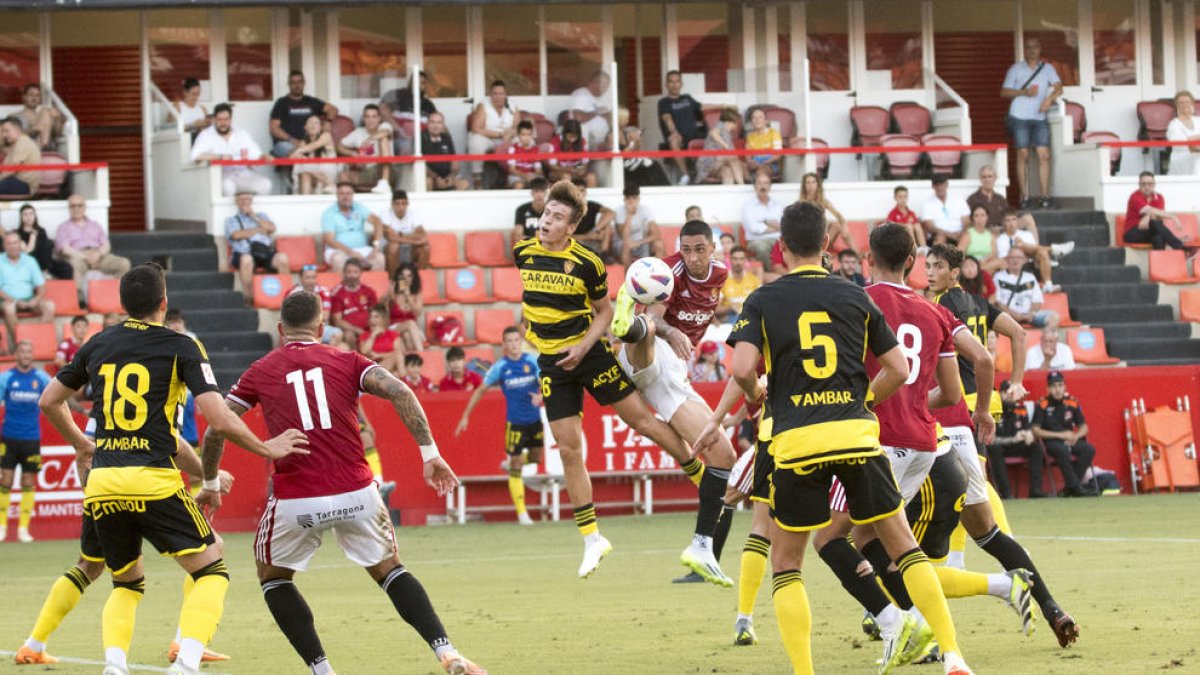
[439, 370, 482, 392]
[55, 337, 80, 364]
[866, 282, 962, 451]
[227, 341, 378, 499]
[330, 283, 378, 331]
[662, 252, 727, 345]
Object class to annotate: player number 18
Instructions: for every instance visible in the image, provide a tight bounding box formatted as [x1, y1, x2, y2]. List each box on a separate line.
[286, 367, 332, 430]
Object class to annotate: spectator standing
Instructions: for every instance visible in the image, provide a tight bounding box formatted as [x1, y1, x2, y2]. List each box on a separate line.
[358, 304, 404, 375]
[290, 113, 338, 195]
[966, 165, 1011, 228]
[835, 250, 867, 286]
[336, 103, 393, 193]
[0, 117, 40, 197]
[800, 171, 853, 253]
[1167, 91, 1200, 176]
[569, 70, 612, 148]
[993, 249, 1059, 329]
[190, 103, 272, 196]
[269, 70, 337, 158]
[1032, 371, 1096, 497]
[287, 265, 344, 348]
[688, 341, 725, 383]
[17, 84, 62, 149]
[919, 174, 970, 244]
[987, 380, 1047, 499]
[741, 169, 784, 262]
[886, 185, 923, 250]
[506, 120, 544, 189]
[54, 196, 131, 307]
[321, 182, 386, 272]
[694, 107, 744, 185]
[55, 315, 90, 369]
[1025, 328, 1076, 371]
[614, 184, 664, 266]
[0, 232, 54, 351]
[717, 245, 760, 322]
[168, 78, 210, 137]
[380, 70, 438, 155]
[513, 177, 549, 243]
[402, 353, 436, 395]
[329, 257, 378, 346]
[548, 119, 595, 187]
[570, 177, 615, 259]
[423, 112, 469, 192]
[657, 70, 705, 184]
[15, 204, 71, 280]
[439, 346, 483, 392]
[388, 263, 425, 353]
[995, 209, 1070, 291]
[958, 205, 1000, 270]
[467, 80, 517, 189]
[744, 107, 783, 179]
[224, 191, 290, 302]
[379, 190, 431, 273]
[1124, 172, 1187, 250]
[1001, 37, 1062, 209]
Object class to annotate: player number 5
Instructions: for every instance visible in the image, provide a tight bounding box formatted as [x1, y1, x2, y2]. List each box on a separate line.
[896, 323, 922, 385]
[797, 312, 837, 379]
[286, 367, 332, 430]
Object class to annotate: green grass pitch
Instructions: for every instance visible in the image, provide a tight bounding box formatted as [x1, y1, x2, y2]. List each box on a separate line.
[3, 494, 1197, 674]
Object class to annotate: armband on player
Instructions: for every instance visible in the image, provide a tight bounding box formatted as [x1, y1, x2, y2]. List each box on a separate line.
[419, 444, 441, 462]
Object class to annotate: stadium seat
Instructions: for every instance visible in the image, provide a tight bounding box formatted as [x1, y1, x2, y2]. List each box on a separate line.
[761, 105, 797, 141]
[924, 134, 963, 178]
[791, 137, 830, 178]
[420, 268, 447, 305]
[1066, 327, 1120, 365]
[1149, 250, 1200, 283]
[475, 308, 518, 345]
[994, 334, 1013, 373]
[316, 272, 341, 290]
[849, 106, 890, 152]
[426, 310, 476, 346]
[331, 115, 356, 145]
[491, 266, 523, 302]
[1180, 288, 1200, 322]
[43, 279, 81, 316]
[907, 254, 928, 290]
[464, 346, 497, 367]
[275, 236, 319, 271]
[1063, 100, 1087, 143]
[361, 270, 390, 299]
[880, 134, 922, 178]
[465, 231, 510, 267]
[607, 264, 626, 300]
[87, 279, 122, 314]
[428, 233, 467, 268]
[16, 322, 58, 360]
[1081, 131, 1122, 176]
[1137, 100, 1174, 173]
[532, 119, 555, 145]
[252, 274, 291, 309]
[61, 321, 102, 343]
[1168, 213, 1200, 246]
[889, 101, 932, 137]
[702, 106, 741, 139]
[445, 267, 492, 304]
[36, 152, 69, 198]
[659, 226, 681, 256]
[846, 221, 870, 253]
[416, 349, 447, 383]
[1042, 292, 1081, 327]
[1113, 214, 1151, 248]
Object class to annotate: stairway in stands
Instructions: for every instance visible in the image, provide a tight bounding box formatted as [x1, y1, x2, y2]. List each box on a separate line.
[109, 232, 272, 389]
[1037, 209, 1200, 365]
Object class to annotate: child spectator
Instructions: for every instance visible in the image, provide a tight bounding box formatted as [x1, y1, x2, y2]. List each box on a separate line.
[388, 263, 425, 353]
[439, 346, 483, 392]
[402, 353, 436, 394]
[886, 185, 923, 251]
[358, 304, 404, 374]
[548, 119, 594, 187]
[744, 107, 783, 179]
[695, 107, 744, 185]
[506, 120, 543, 189]
[689, 341, 726, 383]
[55, 315, 90, 368]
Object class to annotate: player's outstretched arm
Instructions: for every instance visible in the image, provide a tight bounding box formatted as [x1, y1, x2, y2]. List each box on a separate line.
[993, 312, 1027, 397]
[196, 391, 309, 462]
[362, 366, 460, 496]
[455, 384, 491, 436]
[868, 346, 909, 407]
[695, 375, 751, 456]
[954, 329, 997, 444]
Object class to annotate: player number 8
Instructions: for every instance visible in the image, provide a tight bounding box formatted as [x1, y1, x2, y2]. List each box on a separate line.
[895, 323, 922, 385]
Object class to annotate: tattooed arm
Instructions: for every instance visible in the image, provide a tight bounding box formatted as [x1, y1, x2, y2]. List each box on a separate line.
[361, 365, 458, 495]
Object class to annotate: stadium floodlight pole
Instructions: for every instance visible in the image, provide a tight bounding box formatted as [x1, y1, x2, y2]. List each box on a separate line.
[609, 60, 624, 193]
[411, 62, 427, 193]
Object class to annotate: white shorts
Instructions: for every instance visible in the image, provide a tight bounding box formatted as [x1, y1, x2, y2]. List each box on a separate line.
[729, 446, 756, 495]
[254, 484, 396, 572]
[945, 425, 989, 506]
[616, 338, 705, 421]
[882, 446, 937, 503]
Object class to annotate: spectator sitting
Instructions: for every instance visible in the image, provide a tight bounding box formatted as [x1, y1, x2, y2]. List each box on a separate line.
[513, 177, 549, 244]
[0, 117, 40, 197]
[718, 232, 735, 260]
[16, 204, 71, 280]
[718, 245, 760, 322]
[689, 341, 726, 383]
[439, 346, 483, 392]
[966, 165, 1011, 229]
[993, 248, 1059, 329]
[380, 70, 438, 154]
[225, 191, 291, 302]
[321, 182, 387, 272]
[835, 249, 867, 286]
[330, 257, 378, 346]
[886, 185, 923, 251]
[17, 83, 62, 149]
[402, 352, 436, 394]
[617, 106, 670, 188]
[615, 184, 664, 266]
[741, 168, 784, 262]
[548, 119, 595, 187]
[290, 113, 338, 195]
[1032, 371, 1096, 497]
[960, 255, 996, 302]
[986, 380, 1047, 499]
[682, 205, 726, 254]
[467, 80, 517, 189]
[995, 209, 1070, 292]
[336, 103, 393, 194]
[919, 174, 970, 245]
[358, 304, 404, 375]
[190, 103, 272, 196]
[800, 171, 853, 253]
[55, 314, 90, 368]
[55, 196, 131, 307]
[422, 111, 468, 192]
[269, 70, 337, 158]
[744, 107, 783, 179]
[1123, 171, 1187, 250]
[505, 120, 543, 190]
[388, 263, 425, 353]
[657, 70, 705, 184]
[958, 205, 1000, 271]
[569, 70, 612, 148]
[570, 177, 615, 260]
[1025, 327, 1076, 370]
[1167, 90, 1200, 176]
[379, 190, 431, 272]
[168, 77, 210, 137]
[0, 231, 54, 352]
[287, 266, 344, 348]
[695, 106, 744, 185]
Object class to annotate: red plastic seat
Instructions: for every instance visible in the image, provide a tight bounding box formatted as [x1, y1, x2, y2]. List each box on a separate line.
[360, 270, 390, 299]
[252, 274, 291, 310]
[1041, 292, 1081, 327]
[1168, 213, 1200, 246]
[87, 279, 123, 314]
[533, 119, 555, 145]
[474, 308, 518, 345]
[465, 231, 510, 267]
[1180, 288, 1200, 322]
[1066, 328, 1120, 365]
[331, 115, 356, 145]
[43, 279, 81, 316]
[275, 236, 319, 271]
[425, 310, 476, 346]
[1137, 100, 1174, 141]
[845, 221, 871, 253]
[760, 105, 797, 140]
[415, 349, 446, 383]
[1149, 250, 1200, 284]
[1081, 131, 1122, 176]
[428, 233, 467, 268]
[463, 346, 497, 366]
[60, 321, 102, 343]
[1063, 100, 1087, 143]
[607, 264, 625, 300]
[16, 322, 57, 360]
[445, 268, 492, 304]
[492, 267, 523, 303]
[658, 226, 681, 257]
[419, 268, 447, 305]
[881, 134, 922, 178]
[907, 254, 928, 290]
[36, 152, 69, 198]
[316, 271, 341, 290]
[889, 101, 932, 137]
[849, 106, 890, 148]
[924, 134, 963, 177]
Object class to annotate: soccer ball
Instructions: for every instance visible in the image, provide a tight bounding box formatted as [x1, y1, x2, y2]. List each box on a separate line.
[625, 257, 675, 305]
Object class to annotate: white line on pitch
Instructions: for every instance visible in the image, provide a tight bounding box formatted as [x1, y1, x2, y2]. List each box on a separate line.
[1021, 534, 1200, 544]
[0, 650, 231, 674]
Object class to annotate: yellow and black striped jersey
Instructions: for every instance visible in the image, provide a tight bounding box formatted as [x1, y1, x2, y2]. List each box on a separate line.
[729, 265, 898, 468]
[934, 285, 1003, 415]
[513, 237, 607, 355]
[57, 318, 219, 502]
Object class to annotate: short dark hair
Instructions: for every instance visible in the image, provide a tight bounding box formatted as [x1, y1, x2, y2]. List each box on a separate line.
[665, 70, 681, 79]
[517, 119, 534, 133]
[1003, 209, 1020, 219]
[280, 290, 322, 329]
[370, 303, 389, 317]
[869, 222, 916, 273]
[502, 326, 521, 338]
[729, 245, 747, 256]
[490, 79, 506, 90]
[119, 264, 167, 319]
[623, 184, 640, 198]
[927, 243, 963, 271]
[343, 257, 364, 271]
[182, 78, 200, 91]
[404, 353, 424, 367]
[779, 202, 827, 258]
[1139, 170, 1155, 180]
[363, 103, 380, 114]
[336, 180, 356, 192]
[931, 174, 950, 187]
[529, 177, 549, 192]
[392, 189, 408, 202]
[719, 106, 739, 124]
[446, 346, 466, 362]
[71, 314, 89, 326]
[547, 180, 586, 224]
[1, 115, 23, 128]
[288, 69, 304, 80]
[212, 102, 233, 117]
[838, 249, 859, 260]
[22, 83, 40, 94]
[570, 176, 588, 189]
[165, 308, 184, 323]
[680, 219, 713, 241]
[893, 185, 908, 196]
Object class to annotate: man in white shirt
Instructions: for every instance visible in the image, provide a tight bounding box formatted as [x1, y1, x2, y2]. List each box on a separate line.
[995, 210, 1071, 292]
[740, 169, 785, 263]
[614, 184, 664, 266]
[379, 189, 430, 273]
[191, 102, 273, 196]
[1025, 328, 1075, 370]
[919, 174, 970, 245]
[336, 103, 393, 193]
[993, 248, 1059, 329]
[569, 71, 612, 147]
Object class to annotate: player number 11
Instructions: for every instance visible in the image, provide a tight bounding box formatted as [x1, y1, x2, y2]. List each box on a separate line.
[286, 367, 332, 430]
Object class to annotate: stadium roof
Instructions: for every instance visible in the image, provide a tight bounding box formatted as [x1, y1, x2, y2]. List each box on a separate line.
[2, 0, 728, 9]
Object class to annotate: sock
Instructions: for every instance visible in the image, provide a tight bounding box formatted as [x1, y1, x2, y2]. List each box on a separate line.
[312, 660, 335, 675]
[772, 571, 814, 675]
[680, 458, 705, 486]
[986, 573, 1011, 598]
[177, 639, 204, 669]
[897, 549, 959, 656]
[262, 578, 328, 669]
[18, 489, 34, 529]
[378, 565, 452, 656]
[177, 560, 230, 669]
[365, 447, 383, 483]
[862, 539, 912, 609]
[574, 503, 598, 537]
[29, 566, 91, 645]
[976, 526, 1056, 611]
[738, 534, 770, 616]
[934, 566, 990, 598]
[507, 469, 527, 516]
[712, 505, 735, 561]
[694, 467, 730, 537]
[102, 578, 145, 662]
[0, 485, 10, 528]
[948, 521, 967, 558]
[987, 482, 1013, 534]
[617, 313, 648, 342]
[174, 572, 196, 643]
[818, 538, 891, 616]
[945, 550, 965, 569]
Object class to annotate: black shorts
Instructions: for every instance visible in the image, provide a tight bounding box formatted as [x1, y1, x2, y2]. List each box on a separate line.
[505, 421, 544, 456]
[87, 488, 215, 574]
[906, 453, 967, 562]
[231, 251, 274, 272]
[750, 439, 772, 503]
[770, 452, 902, 532]
[80, 510, 104, 563]
[0, 438, 41, 472]
[538, 342, 636, 422]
